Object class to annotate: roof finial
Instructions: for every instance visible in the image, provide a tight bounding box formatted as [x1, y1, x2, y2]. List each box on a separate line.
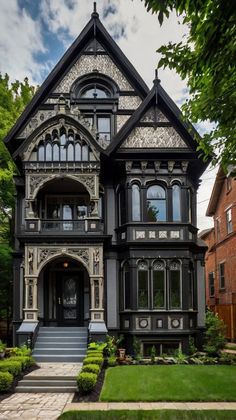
[92, 2, 99, 18]
[154, 67, 161, 86]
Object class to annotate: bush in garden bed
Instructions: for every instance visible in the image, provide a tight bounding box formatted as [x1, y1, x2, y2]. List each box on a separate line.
[77, 372, 98, 393]
[107, 357, 117, 367]
[9, 345, 31, 357]
[83, 357, 103, 366]
[0, 372, 13, 392]
[86, 351, 103, 358]
[9, 356, 36, 369]
[82, 364, 100, 375]
[0, 360, 22, 376]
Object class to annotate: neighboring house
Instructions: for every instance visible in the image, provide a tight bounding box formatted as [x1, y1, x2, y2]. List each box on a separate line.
[4, 8, 209, 358]
[200, 168, 236, 342]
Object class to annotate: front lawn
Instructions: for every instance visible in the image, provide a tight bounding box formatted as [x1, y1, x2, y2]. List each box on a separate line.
[59, 410, 236, 420]
[100, 365, 236, 402]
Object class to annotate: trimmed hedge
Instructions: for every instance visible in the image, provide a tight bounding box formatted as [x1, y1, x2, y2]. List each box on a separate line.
[77, 372, 98, 393]
[107, 356, 117, 367]
[86, 351, 103, 358]
[83, 357, 103, 366]
[9, 356, 35, 369]
[0, 360, 22, 376]
[82, 364, 100, 375]
[0, 371, 13, 392]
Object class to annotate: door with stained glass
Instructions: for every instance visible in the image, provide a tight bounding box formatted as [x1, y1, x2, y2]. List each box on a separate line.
[56, 274, 84, 325]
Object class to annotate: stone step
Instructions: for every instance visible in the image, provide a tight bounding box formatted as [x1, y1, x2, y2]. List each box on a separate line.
[38, 331, 87, 336]
[40, 327, 87, 331]
[33, 348, 87, 355]
[24, 375, 76, 381]
[32, 355, 85, 362]
[36, 336, 87, 343]
[18, 379, 77, 387]
[34, 342, 87, 348]
[16, 386, 77, 393]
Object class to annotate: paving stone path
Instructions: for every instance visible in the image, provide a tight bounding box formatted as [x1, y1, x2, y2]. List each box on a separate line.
[0, 363, 82, 419]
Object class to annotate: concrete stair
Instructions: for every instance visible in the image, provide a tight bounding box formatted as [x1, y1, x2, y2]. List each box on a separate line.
[32, 326, 88, 363]
[15, 375, 77, 393]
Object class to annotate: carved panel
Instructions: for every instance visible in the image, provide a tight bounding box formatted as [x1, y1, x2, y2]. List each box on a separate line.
[141, 108, 169, 123]
[54, 55, 133, 93]
[121, 127, 187, 149]
[118, 96, 142, 110]
[37, 246, 90, 273]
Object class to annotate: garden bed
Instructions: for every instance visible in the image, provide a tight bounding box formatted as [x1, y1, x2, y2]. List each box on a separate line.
[72, 368, 106, 402]
[0, 363, 39, 403]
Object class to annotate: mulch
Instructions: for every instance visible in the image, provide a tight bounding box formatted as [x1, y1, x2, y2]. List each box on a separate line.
[0, 364, 39, 403]
[72, 368, 106, 402]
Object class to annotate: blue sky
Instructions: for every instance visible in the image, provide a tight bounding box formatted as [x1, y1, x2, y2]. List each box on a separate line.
[0, 0, 216, 229]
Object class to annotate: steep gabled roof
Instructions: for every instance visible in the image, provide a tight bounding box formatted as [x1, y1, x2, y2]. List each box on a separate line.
[4, 9, 149, 155]
[206, 167, 226, 216]
[106, 77, 211, 177]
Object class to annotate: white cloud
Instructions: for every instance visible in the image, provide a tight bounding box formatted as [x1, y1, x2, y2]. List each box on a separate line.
[0, 0, 47, 83]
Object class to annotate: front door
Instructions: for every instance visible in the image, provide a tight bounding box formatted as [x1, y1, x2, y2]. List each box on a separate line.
[56, 273, 84, 325]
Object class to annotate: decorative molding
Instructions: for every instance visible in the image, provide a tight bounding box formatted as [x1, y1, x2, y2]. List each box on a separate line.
[54, 55, 133, 93]
[141, 108, 169, 123]
[121, 126, 187, 149]
[117, 115, 130, 132]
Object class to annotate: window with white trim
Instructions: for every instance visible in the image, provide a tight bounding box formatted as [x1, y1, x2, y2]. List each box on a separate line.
[226, 208, 233, 233]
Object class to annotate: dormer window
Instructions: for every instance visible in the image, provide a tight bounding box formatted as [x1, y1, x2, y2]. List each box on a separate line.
[71, 74, 119, 148]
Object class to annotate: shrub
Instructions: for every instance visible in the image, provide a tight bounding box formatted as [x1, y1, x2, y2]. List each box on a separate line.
[86, 351, 103, 358]
[133, 336, 141, 360]
[0, 360, 22, 376]
[9, 345, 31, 357]
[107, 356, 117, 367]
[9, 356, 35, 369]
[82, 364, 100, 375]
[0, 371, 13, 392]
[150, 346, 156, 364]
[189, 336, 197, 355]
[83, 357, 103, 366]
[219, 352, 236, 365]
[77, 372, 97, 393]
[204, 309, 226, 356]
[0, 340, 6, 353]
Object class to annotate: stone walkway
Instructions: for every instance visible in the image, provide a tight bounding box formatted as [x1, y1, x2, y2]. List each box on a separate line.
[0, 363, 82, 419]
[64, 402, 236, 412]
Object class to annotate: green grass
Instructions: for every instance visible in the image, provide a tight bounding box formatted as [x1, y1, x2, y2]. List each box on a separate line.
[100, 365, 236, 402]
[59, 410, 236, 420]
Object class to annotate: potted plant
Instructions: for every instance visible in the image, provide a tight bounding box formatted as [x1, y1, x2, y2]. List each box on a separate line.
[116, 335, 126, 359]
[0, 340, 6, 359]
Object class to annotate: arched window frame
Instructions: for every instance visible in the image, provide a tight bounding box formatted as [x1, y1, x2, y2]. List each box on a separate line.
[169, 260, 182, 309]
[131, 182, 141, 222]
[137, 260, 149, 309]
[152, 260, 166, 309]
[146, 184, 167, 222]
[172, 183, 182, 222]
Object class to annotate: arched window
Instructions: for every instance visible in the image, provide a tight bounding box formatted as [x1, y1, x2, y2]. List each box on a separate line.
[147, 185, 166, 222]
[123, 263, 131, 310]
[80, 85, 111, 99]
[45, 143, 52, 161]
[75, 143, 81, 161]
[132, 184, 141, 221]
[169, 261, 181, 309]
[67, 143, 74, 161]
[38, 143, 44, 161]
[137, 261, 149, 309]
[52, 143, 59, 161]
[82, 144, 89, 161]
[152, 261, 165, 308]
[172, 184, 181, 221]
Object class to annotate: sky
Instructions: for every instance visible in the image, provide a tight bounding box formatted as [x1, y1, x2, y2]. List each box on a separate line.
[0, 0, 217, 230]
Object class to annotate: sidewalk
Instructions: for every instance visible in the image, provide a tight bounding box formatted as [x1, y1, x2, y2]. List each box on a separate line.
[64, 401, 236, 412]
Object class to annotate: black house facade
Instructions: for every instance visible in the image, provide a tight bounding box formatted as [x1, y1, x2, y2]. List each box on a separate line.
[5, 9, 208, 356]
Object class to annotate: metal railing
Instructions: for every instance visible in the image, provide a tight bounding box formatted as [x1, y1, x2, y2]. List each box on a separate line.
[40, 219, 103, 233]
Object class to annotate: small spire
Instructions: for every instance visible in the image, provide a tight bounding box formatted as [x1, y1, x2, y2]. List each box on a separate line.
[153, 67, 161, 86]
[92, 2, 99, 18]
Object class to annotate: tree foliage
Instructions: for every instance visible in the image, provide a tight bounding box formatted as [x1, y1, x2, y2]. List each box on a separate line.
[141, 0, 236, 169]
[203, 309, 226, 356]
[0, 73, 35, 334]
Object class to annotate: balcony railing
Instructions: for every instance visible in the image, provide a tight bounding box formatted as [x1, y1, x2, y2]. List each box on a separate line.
[24, 219, 104, 234]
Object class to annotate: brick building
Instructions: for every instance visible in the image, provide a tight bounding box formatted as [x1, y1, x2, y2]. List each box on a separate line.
[200, 168, 236, 341]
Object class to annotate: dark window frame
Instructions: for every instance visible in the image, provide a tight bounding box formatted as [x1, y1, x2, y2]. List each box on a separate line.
[219, 262, 225, 290]
[146, 184, 167, 222]
[209, 272, 215, 297]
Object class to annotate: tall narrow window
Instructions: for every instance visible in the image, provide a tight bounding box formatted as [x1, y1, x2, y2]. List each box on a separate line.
[209, 272, 215, 297]
[147, 185, 166, 222]
[219, 263, 225, 289]
[132, 184, 141, 221]
[187, 189, 192, 223]
[169, 261, 181, 309]
[118, 188, 126, 226]
[188, 264, 194, 309]
[226, 208, 233, 233]
[153, 261, 165, 308]
[123, 264, 131, 310]
[67, 143, 74, 161]
[75, 143, 81, 161]
[45, 143, 52, 161]
[53, 143, 59, 161]
[38, 143, 44, 161]
[172, 185, 181, 221]
[138, 261, 149, 309]
[82, 144, 89, 161]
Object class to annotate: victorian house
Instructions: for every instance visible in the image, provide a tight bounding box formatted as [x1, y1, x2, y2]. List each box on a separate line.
[5, 8, 209, 361]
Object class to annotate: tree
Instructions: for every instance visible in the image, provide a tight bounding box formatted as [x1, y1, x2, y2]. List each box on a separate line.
[0, 73, 35, 341]
[141, 0, 236, 170]
[203, 309, 226, 356]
